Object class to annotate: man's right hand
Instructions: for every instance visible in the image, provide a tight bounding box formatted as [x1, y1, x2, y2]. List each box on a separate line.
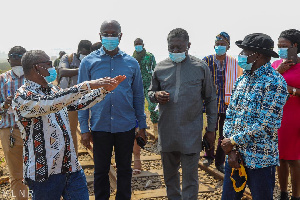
[80, 132, 93, 150]
[4, 96, 13, 109]
[155, 91, 170, 104]
[89, 75, 126, 91]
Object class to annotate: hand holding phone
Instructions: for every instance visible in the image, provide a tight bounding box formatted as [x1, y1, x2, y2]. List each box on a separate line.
[288, 47, 298, 64]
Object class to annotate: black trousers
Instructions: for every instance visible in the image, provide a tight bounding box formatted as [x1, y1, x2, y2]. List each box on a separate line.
[92, 128, 135, 200]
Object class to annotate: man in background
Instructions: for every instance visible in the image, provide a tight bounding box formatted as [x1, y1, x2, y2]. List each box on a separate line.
[53, 51, 66, 70]
[202, 32, 242, 173]
[132, 38, 158, 174]
[0, 46, 28, 200]
[58, 40, 92, 154]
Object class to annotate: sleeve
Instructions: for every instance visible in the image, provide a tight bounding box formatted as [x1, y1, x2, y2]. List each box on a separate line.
[232, 79, 289, 145]
[151, 54, 156, 72]
[148, 69, 161, 103]
[132, 62, 147, 129]
[77, 60, 92, 133]
[12, 82, 94, 119]
[201, 62, 218, 132]
[67, 87, 109, 111]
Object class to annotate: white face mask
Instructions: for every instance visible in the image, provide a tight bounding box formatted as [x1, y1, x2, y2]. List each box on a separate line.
[11, 66, 24, 78]
[79, 54, 86, 61]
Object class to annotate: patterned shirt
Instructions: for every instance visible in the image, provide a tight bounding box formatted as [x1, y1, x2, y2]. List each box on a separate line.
[203, 55, 226, 113]
[0, 70, 25, 128]
[224, 63, 289, 169]
[12, 80, 109, 182]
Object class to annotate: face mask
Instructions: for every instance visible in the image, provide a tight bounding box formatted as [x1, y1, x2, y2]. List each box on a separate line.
[102, 37, 119, 51]
[238, 55, 255, 71]
[11, 66, 24, 78]
[44, 67, 57, 83]
[215, 46, 227, 56]
[169, 52, 186, 63]
[79, 54, 86, 61]
[278, 48, 288, 59]
[135, 45, 143, 52]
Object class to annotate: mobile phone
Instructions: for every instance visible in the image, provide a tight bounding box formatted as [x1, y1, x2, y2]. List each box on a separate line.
[288, 47, 298, 63]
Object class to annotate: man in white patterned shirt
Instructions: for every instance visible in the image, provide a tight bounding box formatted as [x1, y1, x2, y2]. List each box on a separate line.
[12, 50, 125, 200]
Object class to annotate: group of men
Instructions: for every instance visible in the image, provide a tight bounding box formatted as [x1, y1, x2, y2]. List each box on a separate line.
[0, 19, 289, 200]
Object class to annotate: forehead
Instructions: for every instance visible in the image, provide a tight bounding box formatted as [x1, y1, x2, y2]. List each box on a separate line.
[134, 40, 143, 45]
[215, 40, 228, 46]
[168, 37, 188, 46]
[278, 37, 292, 46]
[101, 23, 120, 33]
[240, 49, 255, 55]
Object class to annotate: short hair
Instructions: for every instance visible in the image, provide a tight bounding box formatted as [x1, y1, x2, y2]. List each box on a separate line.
[279, 29, 300, 53]
[100, 20, 121, 33]
[78, 40, 92, 51]
[134, 38, 143, 44]
[8, 46, 26, 57]
[21, 50, 50, 75]
[167, 28, 189, 43]
[90, 42, 102, 51]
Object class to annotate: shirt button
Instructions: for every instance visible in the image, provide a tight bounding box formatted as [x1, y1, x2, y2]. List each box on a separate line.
[111, 117, 113, 120]
[112, 104, 114, 107]
[112, 69, 114, 71]
[111, 92, 114, 94]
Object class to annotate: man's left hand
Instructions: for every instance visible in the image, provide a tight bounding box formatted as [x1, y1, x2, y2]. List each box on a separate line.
[221, 138, 234, 154]
[136, 128, 147, 143]
[203, 131, 215, 150]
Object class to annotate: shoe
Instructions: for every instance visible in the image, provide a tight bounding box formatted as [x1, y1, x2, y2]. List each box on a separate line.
[216, 165, 225, 174]
[202, 158, 213, 167]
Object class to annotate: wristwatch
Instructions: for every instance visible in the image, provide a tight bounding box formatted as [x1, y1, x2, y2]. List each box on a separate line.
[293, 88, 297, 96]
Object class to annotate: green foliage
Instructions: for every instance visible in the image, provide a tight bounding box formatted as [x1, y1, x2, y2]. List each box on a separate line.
[0, 61, 10, 73]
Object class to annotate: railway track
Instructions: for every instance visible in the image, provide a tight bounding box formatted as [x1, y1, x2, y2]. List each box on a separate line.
[77, 130, 253, 200]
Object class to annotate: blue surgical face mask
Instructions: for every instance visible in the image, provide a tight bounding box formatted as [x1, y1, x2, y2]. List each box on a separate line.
[238, 54, 256, 71]
[215, 46, 227, 55]
[278, 48, 288, 59]
[135, 45, 143, 52]
[169, 52, 186, 63]
[102, 37, 119, 51]
[44, 67, 57, 83]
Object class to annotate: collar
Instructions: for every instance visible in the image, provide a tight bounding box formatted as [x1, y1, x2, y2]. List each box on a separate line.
[244, 62, 270, 77]
[99, 47, 125, 57]
[25, 79, 53, 92]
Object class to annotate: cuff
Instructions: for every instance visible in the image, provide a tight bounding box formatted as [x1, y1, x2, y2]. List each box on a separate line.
[230, 136, 237, 145]
[79, 124, 90, 134]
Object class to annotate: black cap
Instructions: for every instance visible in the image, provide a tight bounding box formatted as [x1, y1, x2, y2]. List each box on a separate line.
[235, 33, 279, 58]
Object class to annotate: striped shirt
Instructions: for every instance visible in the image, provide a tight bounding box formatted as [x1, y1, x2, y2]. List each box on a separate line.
[203, 55, 226, 113]
[0, 70, 25, 128]
[224, 63, 289, 169]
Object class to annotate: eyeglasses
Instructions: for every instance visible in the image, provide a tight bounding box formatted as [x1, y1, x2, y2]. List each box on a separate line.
[100, 32, 121, 37]
[33, 61, 53, 67]
[7, 53, 23, 61]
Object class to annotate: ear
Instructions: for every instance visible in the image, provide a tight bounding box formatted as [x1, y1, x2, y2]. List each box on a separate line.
[227, 44, 230, 50]
[188, 42, 191, 49]
[119, 33, 123, 41]
[99, 33, 102, 41]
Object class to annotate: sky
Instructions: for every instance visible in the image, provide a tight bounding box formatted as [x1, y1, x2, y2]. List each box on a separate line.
[1, 0, 299, 62]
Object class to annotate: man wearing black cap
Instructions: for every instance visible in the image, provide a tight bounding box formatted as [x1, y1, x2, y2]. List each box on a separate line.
[220, 33, 289, 200]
